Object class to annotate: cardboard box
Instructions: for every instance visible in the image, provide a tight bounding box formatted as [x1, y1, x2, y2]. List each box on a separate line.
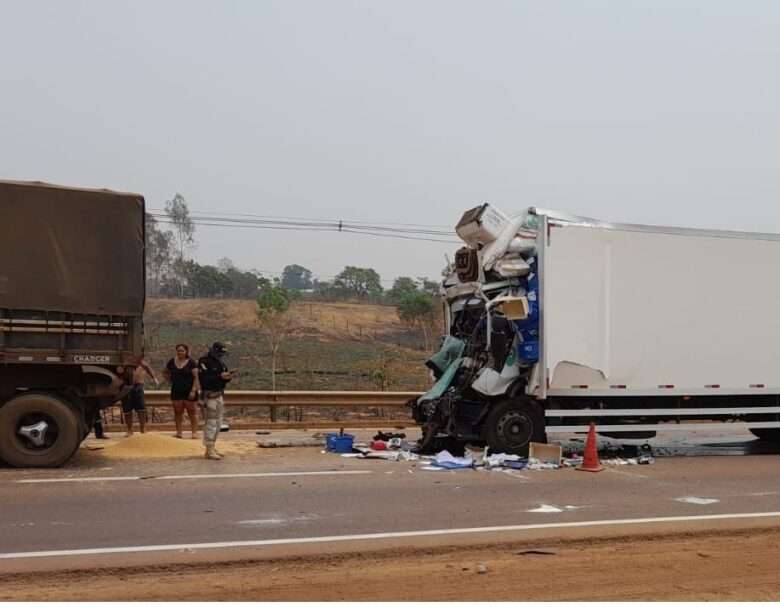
[529, 442, 562, 466]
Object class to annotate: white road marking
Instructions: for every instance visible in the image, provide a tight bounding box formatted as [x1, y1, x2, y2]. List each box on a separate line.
[675, 497, 720, 505]
[2, 511, 780, 560]
[13, 470, 372, 484]
[14, 476, 141, 484]
[237, 515, 317, 526]
[528, 504, 563, 513]
[155, 471, 371, 481]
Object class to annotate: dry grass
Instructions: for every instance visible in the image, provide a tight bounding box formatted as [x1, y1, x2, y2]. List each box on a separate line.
[145, 298, 408, 342]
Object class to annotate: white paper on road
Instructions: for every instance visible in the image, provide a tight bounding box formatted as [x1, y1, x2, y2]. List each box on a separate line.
[431, 450, 474, 469]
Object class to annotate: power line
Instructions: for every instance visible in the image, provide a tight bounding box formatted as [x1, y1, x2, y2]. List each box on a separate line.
[148, 207, 454, 231]
[150, 213, 460, 244]
[150, 212, 455, 236]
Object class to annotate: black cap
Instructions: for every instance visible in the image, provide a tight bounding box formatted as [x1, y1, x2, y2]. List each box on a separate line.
[211, 341, 227, 354]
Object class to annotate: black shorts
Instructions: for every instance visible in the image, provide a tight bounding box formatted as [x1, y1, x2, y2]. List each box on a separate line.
[171, 387, 196, 401]
[122, 385, 145, 413]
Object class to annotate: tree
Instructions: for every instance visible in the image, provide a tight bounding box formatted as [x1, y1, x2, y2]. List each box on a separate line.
[256, 285, 299, 393]
[418, 277, 440, 296]
[186, 263, 231, 298]
[224, 267, 262, 299]
[387, 276, 418, 303]
[334, 266, 383, 300]
[145, 213, 174, 296]
[165, 193, 195, 296]
[398, 292, 438, 351]
[217, 257, 236, 273]
[281, 264, 313, 291]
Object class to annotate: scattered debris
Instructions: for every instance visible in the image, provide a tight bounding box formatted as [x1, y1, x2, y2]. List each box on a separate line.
[258, 437, 324, 448]
[476, 563, 489, 574]
[431, 450, 474, 469]
[373, 431, 406, 441]
[321, 440, 654, 474]
[514, 549, 558, 556]
[484, 452, 523, 469]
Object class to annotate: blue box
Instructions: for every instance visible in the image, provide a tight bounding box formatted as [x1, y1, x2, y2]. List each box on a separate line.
[325, 433, 339, 451]
[332, 434, 355, 453]
[518, 340, 539, 363]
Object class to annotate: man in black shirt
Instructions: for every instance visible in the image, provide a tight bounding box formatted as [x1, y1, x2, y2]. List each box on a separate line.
[198, 342, 233, 460]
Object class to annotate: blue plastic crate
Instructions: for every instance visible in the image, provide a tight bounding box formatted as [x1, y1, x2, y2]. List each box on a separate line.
[331, 434, 355, 453]
[325, 432, 340, 451]
[518, 340, 539, 363]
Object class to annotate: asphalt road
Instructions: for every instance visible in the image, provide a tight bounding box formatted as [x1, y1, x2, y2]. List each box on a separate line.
[2, 427, 780, 574]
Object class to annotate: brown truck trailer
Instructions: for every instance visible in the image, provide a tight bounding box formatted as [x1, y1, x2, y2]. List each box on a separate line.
[0, 180, 145, 467]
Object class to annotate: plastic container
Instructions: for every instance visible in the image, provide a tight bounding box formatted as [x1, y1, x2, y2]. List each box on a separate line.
[518, 340, 539, 363]
[332, 434, 355, 453]
[325, 432, 339, 451]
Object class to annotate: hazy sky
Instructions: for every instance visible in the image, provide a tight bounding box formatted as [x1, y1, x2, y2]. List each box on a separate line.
[3, 1, 780, 284]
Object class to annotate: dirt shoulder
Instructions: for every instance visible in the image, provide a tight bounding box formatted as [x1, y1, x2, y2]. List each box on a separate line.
[2, 526, 779, 601]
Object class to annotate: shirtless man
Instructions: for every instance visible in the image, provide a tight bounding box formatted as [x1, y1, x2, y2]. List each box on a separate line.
[123, 358, 160, 436]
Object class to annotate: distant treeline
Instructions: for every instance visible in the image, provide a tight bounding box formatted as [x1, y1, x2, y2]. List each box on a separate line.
[145, 195, 440, 305]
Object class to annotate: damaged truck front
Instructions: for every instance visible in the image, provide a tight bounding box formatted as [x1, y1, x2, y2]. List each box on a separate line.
[413, 204, 780, 455]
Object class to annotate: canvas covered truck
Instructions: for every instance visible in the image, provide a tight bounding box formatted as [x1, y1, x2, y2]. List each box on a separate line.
[0, 181, 145, 467]
[412, 204, 780, 455]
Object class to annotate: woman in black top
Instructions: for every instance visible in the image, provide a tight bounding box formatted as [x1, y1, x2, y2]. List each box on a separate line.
[164, 344, 200, 439]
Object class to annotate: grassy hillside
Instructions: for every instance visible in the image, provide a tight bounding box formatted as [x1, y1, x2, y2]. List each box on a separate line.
[143, 298, 434, 392]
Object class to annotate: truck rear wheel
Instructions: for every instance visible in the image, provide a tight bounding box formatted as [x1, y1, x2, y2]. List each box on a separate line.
[483, 398, 546, 456]
[750, 428, 780, 443]
[0, 393, 81, 467]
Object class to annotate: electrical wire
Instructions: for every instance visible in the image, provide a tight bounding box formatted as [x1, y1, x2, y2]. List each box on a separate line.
[150, 213, 460, 244]
[147, 207, 454, 230]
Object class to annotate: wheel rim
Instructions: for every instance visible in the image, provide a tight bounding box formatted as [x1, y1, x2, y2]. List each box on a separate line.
[14, 412, 60, 453]
[496, 410, 533, 449]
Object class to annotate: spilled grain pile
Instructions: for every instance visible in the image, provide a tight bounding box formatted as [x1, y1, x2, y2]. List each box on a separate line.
[101, 433, 204, 459]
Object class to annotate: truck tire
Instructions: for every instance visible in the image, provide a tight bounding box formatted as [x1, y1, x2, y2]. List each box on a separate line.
[0, 393, 81, 468]
[483, 398, 546, 456]
[749, 428, 780, 443]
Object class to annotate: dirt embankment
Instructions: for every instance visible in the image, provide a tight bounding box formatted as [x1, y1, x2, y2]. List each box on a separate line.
[2, 528, 779, 601]
[145, 298, 415, 342]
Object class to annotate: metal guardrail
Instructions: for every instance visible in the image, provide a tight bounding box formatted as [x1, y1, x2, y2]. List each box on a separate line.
[103, 390, 423, 431]
[142, 390, 422, 408]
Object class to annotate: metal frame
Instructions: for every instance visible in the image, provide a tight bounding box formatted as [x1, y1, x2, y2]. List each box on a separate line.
[529, 206, 780, 243]
[537, 214, 548, 400]
[545, 406, 780, 417]
[549, 421, 780, 433]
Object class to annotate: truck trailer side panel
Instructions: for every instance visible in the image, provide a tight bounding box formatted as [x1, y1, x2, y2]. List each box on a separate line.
[0, 180, 145, 316]
[542, 223, 780, 396]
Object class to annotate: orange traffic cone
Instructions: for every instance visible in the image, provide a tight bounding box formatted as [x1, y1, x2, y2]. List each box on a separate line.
[577, 422, 603, 472]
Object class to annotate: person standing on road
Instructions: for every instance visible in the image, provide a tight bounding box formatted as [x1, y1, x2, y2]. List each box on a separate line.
[198, 342, 233, 460]
[164, 344, 201, 439]
[123, 357, 160, 436]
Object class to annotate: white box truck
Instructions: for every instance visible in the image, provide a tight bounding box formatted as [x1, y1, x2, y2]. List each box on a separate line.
[412, 205, 780, 454]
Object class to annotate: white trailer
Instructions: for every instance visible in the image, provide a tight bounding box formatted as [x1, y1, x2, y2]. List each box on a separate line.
[412, 206, 780, 454]
[533, 209, 780, 437]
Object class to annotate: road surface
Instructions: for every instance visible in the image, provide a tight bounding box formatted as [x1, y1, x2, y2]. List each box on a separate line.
[1, 427, 780, 599]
